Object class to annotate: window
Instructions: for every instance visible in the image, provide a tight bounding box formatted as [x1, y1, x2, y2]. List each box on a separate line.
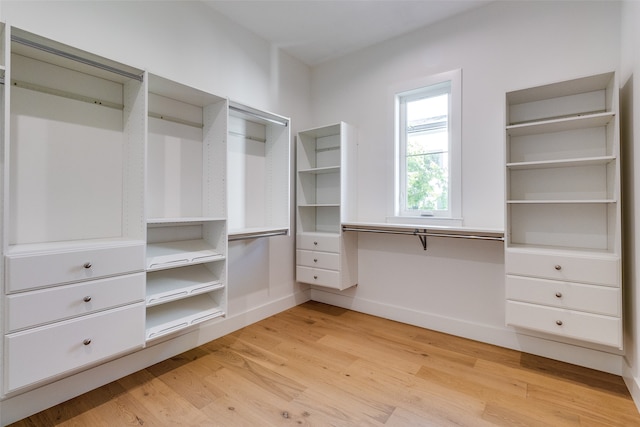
[394, 69, 461, 223]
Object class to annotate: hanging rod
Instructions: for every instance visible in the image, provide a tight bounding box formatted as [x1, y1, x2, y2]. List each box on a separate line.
[228, 228, 289, 241]
[12, 35, 144, 82]
[229, 104, 288, 127]
[342, 225, 504, 250]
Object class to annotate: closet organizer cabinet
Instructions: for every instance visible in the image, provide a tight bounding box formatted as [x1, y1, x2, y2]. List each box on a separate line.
[2, 27, 146, 393]
[145, 74, 228, 342]
[227, 102, 290, 239]
[504, 72, 622, 349]
[296, 123, 357, 290]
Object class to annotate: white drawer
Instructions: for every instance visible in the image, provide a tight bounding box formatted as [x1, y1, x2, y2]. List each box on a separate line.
[297, 233, 340, 253]
[297, 250, 340, 270]
[297, 266, 340, 289]
[506, 275, 620, 317]
[6, 242, 145, 293]
[505, 250, 619, 286]
[506, 300, 622, 348]
[6, 273, 145, 332]
[4, 303, 145, 393]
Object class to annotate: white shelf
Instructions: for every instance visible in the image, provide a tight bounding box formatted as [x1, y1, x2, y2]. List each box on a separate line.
[507, 111, 614, 136]
[507, 199, 616, 204]
[506, 156, 615, 170]
[298, 166, 340, 175]
[147, 217, 226, 226]
[146, 264, 223, 307]
[146, 240, 224, 271]
[145, 293, 224, 341]
[298, 204, 341, 208]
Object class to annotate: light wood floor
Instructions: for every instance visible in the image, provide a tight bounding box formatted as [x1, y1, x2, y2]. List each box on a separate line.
[10, 301, 640, 426]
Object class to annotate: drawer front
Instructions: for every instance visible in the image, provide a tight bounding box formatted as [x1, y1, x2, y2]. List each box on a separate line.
[4, 303, 145, 393]
[297, 233, 340, 253]
[6, 273, 145, 332]
[6, 243, 145, 293]
[506, 275, 620, 317]
[506, 301, 621, 348]
[297, 266, 340, 289]
[297, 250, 340, 270]
[505, 250, 619, 286]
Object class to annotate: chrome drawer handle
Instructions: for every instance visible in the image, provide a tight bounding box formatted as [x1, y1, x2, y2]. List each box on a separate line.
[555, 320, 563, 326]
[313, 258, 318, 263]
[313, 241, 318, 246]
[83, 262, 92, 269]
[83, 296, 92, 302]
[313, 275, 318, 279]
[83, 339, 92, 346]
[555, 292, 562, 298]
[554, 265, 562, 271]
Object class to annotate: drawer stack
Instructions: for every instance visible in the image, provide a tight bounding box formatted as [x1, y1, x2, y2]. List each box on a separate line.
[505, 249, 622, 348]
[296, 233, 342, 288]
[3, 242, 146, 393]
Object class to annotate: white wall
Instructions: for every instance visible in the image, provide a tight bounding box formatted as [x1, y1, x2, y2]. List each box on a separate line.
[310, 0, 625, 373]
[621, 0, 640, 409]
[0, 1, 311, 423]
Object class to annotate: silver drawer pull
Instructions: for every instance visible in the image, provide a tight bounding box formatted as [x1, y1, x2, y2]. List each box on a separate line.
[83, 339, 92, 346]
[554, 265, 562, 271]
[314, 241, 318, 246]
[313, 258, 318, 263]
[313, 275, 318, 279]
[83, 296, 92, 302]
[555, 292, 562, 298]
[83, 262, 92, 269]
[555, 320, 563, 326]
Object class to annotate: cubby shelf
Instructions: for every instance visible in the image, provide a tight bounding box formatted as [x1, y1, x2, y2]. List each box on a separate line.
[145, 294, 225, 341]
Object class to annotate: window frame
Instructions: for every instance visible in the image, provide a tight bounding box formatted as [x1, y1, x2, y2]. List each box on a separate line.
[392, 69, 462, 225]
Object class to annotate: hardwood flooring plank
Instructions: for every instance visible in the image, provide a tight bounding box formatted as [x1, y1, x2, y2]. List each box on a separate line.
[9, 302, 640, 426]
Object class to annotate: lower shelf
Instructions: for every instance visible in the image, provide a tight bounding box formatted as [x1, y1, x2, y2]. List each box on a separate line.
[145, 293, 225, 341]
[146, 264, 223, 307]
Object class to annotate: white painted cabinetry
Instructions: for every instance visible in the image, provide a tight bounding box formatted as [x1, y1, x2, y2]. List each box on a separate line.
[227, 102, 290, 239]
[2, 26, 147, 393]
[296, 123, 358, 290]
[145, 74, 228, 342]
[504, 72, 622, 348]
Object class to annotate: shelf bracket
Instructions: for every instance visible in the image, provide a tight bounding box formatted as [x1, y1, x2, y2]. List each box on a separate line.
[415, 229, 428, 250]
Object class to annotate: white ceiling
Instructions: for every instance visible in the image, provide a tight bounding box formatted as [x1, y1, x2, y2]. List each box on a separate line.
[204, 0, 492, 66]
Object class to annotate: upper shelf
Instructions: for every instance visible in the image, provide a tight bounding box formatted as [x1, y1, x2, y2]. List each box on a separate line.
[506, 155, 615, 170]
[506, 112, 614, 137]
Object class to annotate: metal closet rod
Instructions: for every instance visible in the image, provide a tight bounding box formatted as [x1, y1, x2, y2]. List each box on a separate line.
[11, 35, 144, 82]
[341, 226, 504, 250]
[229, 105, 288, 127]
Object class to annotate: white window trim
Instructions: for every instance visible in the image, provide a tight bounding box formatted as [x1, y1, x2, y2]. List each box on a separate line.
[389, 69, 462, 226]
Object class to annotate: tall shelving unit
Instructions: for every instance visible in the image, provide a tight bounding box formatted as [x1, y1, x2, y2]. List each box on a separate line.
[296, 122, 357, 290]
[504, 72, 622, 348]
[145, 74, 228, 342]
[2, 26, 147, 394]
[227, 102, 290, 240]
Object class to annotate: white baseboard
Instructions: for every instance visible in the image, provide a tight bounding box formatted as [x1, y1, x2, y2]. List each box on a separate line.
[310, 288, 624, 375]
[0, 290, 311, 426]
[623, 360, 640, 413]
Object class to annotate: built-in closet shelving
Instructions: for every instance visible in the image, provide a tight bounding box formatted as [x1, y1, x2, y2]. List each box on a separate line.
[504, 72, 622, 349]
[2, 26, 147, 394]
[227, 102, 290, 240]
[145, 74, 228, 341]
[296, 122, 358, 290]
